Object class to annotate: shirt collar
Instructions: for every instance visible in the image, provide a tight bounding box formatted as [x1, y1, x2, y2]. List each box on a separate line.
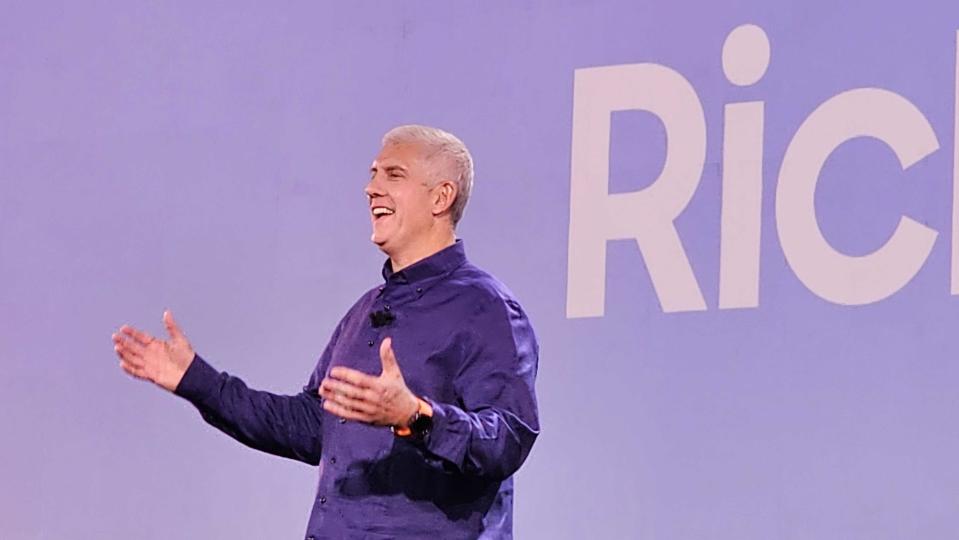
[381, 239, 467, 285]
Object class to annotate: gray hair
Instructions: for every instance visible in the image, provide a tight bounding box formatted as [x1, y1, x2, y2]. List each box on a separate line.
[382, 124, 474, 226]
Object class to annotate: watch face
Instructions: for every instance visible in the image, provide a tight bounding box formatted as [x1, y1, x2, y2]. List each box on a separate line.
[410, 412, 432, 437]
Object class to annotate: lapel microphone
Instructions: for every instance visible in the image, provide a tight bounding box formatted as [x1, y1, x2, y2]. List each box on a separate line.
[370, 309, 396, 328]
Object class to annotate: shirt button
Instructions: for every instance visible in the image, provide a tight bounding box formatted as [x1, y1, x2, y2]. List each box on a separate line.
[384, 304, 391, 311]
[319, 496, 327, 504]
[367, 339, 375, 347]
[338, 417, 346, 424]
[329, 456, 337, 464]
[307, 536, 316, 540]
[416, 287, 423, 293]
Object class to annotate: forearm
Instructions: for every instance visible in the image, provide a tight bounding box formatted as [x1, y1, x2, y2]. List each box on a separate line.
[419, 399, 538, 481]
[174, 354, 324, 465]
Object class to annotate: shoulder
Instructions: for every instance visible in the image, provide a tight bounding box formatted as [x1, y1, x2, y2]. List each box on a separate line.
[449, 262, 539, 365]
[448, 262, 530, 321]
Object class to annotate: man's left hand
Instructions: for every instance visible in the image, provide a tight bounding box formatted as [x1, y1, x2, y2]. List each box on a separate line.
[319, 337, 420, 428]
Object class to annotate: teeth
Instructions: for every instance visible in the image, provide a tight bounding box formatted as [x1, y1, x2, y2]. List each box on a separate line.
[372, 207, 394, 216]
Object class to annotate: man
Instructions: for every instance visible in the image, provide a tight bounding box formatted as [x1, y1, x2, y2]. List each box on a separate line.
[112, 125, 540, 539]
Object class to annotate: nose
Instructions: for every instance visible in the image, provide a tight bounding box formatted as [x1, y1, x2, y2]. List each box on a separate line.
[363, 178, 383, 200]
[364, 175, 385, 201]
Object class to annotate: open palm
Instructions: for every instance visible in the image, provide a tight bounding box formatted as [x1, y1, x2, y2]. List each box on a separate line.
[112, 310, 195, 392]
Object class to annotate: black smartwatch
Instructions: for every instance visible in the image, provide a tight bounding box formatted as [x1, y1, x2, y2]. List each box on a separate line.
[406, 408, 432, 440]
[392, 399, 433, 440]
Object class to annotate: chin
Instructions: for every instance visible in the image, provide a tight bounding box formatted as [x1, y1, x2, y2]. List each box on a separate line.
[371, 233, 392, 252]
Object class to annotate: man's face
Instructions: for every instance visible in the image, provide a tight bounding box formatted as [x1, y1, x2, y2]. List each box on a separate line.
[365, 142, 438, 256]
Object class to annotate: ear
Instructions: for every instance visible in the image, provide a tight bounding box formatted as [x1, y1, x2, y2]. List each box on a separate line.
[431, 180, 458, 217]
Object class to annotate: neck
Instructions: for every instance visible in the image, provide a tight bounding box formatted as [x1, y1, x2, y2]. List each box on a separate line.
[389, 227, 456, 272]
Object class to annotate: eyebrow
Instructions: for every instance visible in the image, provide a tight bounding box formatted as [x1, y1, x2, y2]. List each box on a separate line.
[370, 164, 409, 175]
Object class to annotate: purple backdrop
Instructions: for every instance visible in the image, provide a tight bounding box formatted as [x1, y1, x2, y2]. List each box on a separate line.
[2, 1, 959, 538]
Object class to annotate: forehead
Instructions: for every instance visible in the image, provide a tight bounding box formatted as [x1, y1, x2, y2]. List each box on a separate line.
[370, 142, 425, 170]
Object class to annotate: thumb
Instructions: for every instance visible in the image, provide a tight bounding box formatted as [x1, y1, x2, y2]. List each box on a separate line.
[163, 309, 186, 341]
[379, 337, 400, 375]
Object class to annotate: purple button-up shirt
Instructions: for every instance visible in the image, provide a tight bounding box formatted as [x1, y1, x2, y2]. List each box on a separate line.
[174, 240, 540, 539]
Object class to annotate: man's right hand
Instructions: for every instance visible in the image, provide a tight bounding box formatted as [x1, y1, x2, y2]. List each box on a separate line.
[113, 310, 195, 392]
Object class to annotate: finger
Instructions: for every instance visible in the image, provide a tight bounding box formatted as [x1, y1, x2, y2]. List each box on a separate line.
[113, 331, 137, 346]
[318, 379, 335, 400]
[113, 337, 145, 365]
[163, 310, 186, 341]
[321, 390, 378, 415]
[379, 337, 399, 375]
[322, 399, 372, 422]
[111, 332, 128, 348]
[119, 358, 142, 377]
[120, 325, 155, 346]
[320, 380, 379, 414]
[320, 378, 379, 403]
[115, 347, 145, 369]
[120, 359, 148, 380]
[114, 339, 146, 356]
[329, 367, 377, 388]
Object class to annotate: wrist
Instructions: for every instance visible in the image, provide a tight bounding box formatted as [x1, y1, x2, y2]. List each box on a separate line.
[166, 352, 196, 392]
[392, 397, 433, 438]
[397, 396, 420, 429]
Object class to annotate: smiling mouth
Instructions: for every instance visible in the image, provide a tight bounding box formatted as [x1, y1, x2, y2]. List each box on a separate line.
[371, 207, 395, 220]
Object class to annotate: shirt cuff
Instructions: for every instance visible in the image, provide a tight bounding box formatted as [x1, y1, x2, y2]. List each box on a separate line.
[419, 397, 468, 467]
[173, 354, 219, 403]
